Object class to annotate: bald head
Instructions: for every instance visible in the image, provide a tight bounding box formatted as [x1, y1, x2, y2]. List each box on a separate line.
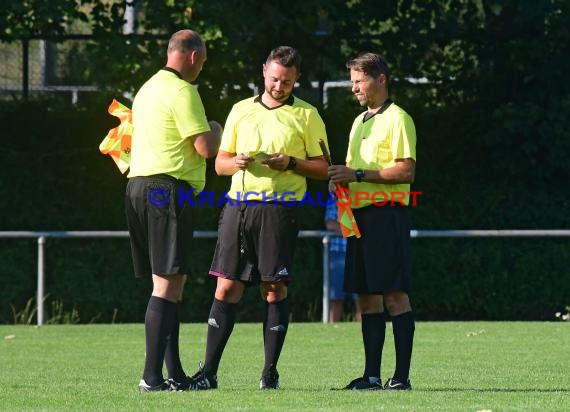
[165, 29, 207, 82]
[167, 29, 205, 56]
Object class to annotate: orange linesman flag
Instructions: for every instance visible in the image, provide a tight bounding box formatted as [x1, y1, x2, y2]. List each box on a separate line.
[335, 185, 361, 238]
[99, 99, 132, 174]
[318, 139, 361, 238]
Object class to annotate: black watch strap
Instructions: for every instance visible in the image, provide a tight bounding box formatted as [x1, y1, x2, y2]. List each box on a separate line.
[286, 156, 297, 170]
[355, 169, 364, 182]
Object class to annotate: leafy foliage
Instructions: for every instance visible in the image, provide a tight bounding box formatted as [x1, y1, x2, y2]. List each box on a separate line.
[0, 0, 89, 38]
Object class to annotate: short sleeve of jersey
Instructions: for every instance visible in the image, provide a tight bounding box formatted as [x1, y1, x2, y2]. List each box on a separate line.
[391, 112, 416, 161]
[345, 115, 363, 165]
[219, 106, 239, 153]
[172, 85, 211, 139]
[304, 109, 327, 157]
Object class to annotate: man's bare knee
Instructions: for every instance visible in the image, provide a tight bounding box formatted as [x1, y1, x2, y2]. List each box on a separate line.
[384, 292, 411, 316]
[152, 274, 186, 302]
[214, 278, 244, 303]
[260, 282, 287, 303]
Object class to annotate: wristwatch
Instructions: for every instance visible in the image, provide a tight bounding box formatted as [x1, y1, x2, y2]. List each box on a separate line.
[286, 156, 297, 171]
[355, 169, 365, 182]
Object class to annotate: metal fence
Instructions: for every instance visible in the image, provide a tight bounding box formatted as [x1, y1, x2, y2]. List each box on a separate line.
[2, 229, 569, 326]
[0, 36, 101, 103]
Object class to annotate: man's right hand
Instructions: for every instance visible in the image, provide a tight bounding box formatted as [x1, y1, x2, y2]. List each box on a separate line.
[234, 153, 254, 170]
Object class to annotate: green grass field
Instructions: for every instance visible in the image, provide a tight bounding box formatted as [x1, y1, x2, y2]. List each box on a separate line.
[1, 322, 569, 411]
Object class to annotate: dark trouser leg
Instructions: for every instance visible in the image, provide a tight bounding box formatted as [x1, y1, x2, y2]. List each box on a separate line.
[262, 298, 289, 374]
[142, 296, 176, 386]
[203, 298, 237, 375]
[164, 302, 185, 381]
[391, 311, 415, 381]
[361, 313, 386, 378]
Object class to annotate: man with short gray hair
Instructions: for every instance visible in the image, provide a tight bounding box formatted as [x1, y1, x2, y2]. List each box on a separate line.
[329, 52, 417, 391]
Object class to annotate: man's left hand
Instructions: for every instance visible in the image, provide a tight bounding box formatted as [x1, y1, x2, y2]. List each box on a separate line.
[264, 153, 289, 171]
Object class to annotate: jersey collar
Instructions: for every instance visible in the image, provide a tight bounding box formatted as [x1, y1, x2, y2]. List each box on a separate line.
[161, 66, 183, 79]
[363, 98, 393, 122]
[254, 93, 295, 109]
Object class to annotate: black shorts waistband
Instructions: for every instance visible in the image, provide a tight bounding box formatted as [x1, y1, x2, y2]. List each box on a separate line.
[226, 199, 299, 208]
[130, 174, 191, 187]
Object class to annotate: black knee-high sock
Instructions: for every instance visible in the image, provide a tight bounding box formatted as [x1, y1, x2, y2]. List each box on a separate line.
[262, 298, 289, 375]
[392, 311, 415, 381]
[164, 302, 186, 381]
[143, 296, 177, 386]
[361, 313, 386, 379]
[203, 299, 237, 375]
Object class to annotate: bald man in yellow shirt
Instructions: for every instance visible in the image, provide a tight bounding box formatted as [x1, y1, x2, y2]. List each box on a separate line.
[125, 29, 222, 393]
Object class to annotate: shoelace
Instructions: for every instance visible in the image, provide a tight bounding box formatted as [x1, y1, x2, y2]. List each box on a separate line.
[189, 362, 211, 389]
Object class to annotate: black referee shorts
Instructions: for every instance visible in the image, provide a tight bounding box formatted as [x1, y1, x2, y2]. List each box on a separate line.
[125, 174, 194, 278]
[209, 202, 299, 284]
[344, 204, 411, 294]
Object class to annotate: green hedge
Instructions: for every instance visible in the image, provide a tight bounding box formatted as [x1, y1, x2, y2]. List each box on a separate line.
[0, 96, 568, 323]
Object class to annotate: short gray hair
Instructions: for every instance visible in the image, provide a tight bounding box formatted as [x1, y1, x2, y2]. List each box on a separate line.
[167, 29, 205, 54]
